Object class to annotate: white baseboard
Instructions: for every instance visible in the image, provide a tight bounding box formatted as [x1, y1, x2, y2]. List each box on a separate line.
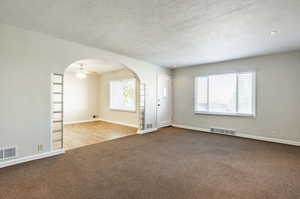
[98, 118, 139, 128]
[64, 118, 139, 129]
[0, 149, 65, 169]
[159, 121, 172, 128]
[234, 133, 300, 146]
[64, 119, 100, 125]
[172, 124, 211, 133]
[172, 124, 300, 147]
[137, 128, 158, 134]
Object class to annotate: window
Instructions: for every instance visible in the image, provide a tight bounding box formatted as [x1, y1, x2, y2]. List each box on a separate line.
[110, 78, 136, 112]
[195, 72, 255, 116]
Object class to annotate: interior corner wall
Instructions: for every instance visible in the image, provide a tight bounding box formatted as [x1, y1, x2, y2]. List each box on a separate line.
[172, 50, 300, 142]
[0, 22, 170, 161]
[98, 69, 140, 127]
[64, 72, 100, 124]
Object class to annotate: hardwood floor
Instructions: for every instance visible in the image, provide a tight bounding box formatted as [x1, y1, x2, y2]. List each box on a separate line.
[62, 121, 138, 150]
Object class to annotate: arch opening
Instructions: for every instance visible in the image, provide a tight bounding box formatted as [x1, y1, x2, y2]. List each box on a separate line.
[51, 59, 145, 151]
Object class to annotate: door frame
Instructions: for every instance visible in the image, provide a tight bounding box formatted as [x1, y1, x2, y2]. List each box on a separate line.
[157, 74, 172, 128]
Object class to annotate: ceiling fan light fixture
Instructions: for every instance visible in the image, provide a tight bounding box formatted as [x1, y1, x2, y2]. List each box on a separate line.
[76, 64, 87, 79]
[76, 71, 87, 79]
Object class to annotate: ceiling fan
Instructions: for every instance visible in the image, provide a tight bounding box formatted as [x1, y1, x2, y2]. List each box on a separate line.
[76, 63, 98, 79]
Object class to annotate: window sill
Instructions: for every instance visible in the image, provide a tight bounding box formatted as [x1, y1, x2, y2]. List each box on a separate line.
[194, 111, 256, 118]
[110, 108, 136, 113]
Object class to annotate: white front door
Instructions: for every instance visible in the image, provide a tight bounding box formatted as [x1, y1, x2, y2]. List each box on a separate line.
[157, 74, 172, 128]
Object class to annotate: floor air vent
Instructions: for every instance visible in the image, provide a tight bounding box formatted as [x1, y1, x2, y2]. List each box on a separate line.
[210, 127, 236, 135]
[0, 147, 17, 160]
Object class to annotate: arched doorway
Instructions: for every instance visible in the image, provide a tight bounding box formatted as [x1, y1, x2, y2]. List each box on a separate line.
[50, 59, 145, 151]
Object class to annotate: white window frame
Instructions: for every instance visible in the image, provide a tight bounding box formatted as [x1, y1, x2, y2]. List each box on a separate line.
[109, 78, 136, 112]
[194, 72, 256, 117]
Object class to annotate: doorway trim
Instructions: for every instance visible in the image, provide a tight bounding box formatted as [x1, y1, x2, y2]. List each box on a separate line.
[157, 74, 172, 128]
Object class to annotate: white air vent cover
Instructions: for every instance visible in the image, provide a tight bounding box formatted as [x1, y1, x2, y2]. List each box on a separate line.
[0, 149, 3, 160]
[210, 127, 236, 135]
[146, 124, 153, 129]
[0, 147, 17, 160]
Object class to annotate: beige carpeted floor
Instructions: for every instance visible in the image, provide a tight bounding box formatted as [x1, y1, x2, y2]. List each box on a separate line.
[1, 127, 300, 199]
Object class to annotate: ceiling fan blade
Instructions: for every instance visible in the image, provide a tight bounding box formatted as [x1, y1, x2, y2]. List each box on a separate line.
[86, 72, 98, 75]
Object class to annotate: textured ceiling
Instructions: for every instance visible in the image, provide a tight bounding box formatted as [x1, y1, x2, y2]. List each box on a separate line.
[0, 0, 300, 67]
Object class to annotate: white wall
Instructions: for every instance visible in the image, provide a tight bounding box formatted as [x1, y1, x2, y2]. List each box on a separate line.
[99, 69, 140, 127]
[63, 69, 139, 127]
[172, 51, 300, 142]
[64, 72, 100, 123]
[0, 23, 170, 161]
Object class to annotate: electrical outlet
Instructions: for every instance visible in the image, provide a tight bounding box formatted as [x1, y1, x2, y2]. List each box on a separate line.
[37, 144, 43, 152]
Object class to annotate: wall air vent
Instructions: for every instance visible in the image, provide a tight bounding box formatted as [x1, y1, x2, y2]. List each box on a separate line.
[210, 127, 236, 135]
[0, 147, 17, 160]
[146, 124, 153, 129]
[0, 149, 3, 160]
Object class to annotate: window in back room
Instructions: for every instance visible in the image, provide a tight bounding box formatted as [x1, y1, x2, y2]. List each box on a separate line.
[110, 78, 136, 112]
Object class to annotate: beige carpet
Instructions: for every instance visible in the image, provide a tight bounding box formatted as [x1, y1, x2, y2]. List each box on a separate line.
[1, 127, 300, 199]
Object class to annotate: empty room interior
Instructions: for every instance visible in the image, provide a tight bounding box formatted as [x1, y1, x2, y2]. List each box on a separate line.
[0, 1, 300, 199]
[56, 59, 141, 150]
